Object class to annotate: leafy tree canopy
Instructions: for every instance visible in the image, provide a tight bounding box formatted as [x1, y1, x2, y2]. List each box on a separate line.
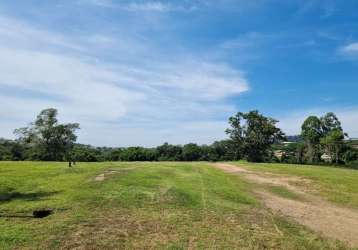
[226, 110, 285, 162]
[14, 108, 79, 161]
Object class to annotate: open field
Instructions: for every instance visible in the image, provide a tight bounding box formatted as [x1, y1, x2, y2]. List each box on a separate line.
[0, 162, 357, 249]
[232, 162, 358, 208]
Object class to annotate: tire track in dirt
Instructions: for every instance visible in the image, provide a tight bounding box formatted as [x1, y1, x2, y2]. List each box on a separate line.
[212, 163, 358, 247]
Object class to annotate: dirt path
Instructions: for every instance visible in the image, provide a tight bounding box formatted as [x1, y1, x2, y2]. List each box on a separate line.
[95, 173, 105, 181]
[212, 163, 358, 247]
[94, 168, 135, 182]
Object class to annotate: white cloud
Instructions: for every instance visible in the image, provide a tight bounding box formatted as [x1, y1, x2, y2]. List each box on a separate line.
[81, 0, 198, 12]
[0, 15, 248, 146]
[80, 0, 114, 8]
[0, 16, 84, 52]
[219, 32, 271, 50]
[295, 0, 337, 18]
[0, 47, 142, 121]
[218, 32, 277, 62]
[80, 0, 267, 14]
[339, 42, 358, 58]
[78, 120, 229, 147]
[125, 2, 174, 12]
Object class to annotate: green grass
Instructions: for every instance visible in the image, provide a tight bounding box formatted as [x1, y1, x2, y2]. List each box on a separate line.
[266, 185, 303, 201]
[0, 161, 351, 249]
[233, 161, 358, 208]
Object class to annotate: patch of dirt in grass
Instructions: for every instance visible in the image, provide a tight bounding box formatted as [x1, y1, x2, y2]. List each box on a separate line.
[213, 163, 358, 247]
[214, 163, 310, 194]
[94, 174, 105, 181]
[94, 168, 133, 182]
[214, 163, 251, 174]
[257, 190, 358, 248]
[54, 211, 181, 249]
[49, 208, 344, 250]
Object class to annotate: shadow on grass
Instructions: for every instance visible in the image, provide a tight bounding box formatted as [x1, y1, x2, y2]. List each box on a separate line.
[0, 214, 34, 218]
[0, 189, 61, 203]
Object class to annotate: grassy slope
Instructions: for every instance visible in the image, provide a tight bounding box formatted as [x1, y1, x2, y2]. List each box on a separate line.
[233, 161, 358, 208]
[0, 162, 350, 249]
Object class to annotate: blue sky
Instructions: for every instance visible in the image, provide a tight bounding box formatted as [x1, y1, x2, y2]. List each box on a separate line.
[0, 0, 357, 146]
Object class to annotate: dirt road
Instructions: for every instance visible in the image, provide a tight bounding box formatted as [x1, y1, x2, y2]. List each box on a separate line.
[213, 163, 358, 247]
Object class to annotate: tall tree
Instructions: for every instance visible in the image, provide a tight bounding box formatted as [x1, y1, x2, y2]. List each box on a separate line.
[320, 112, 346, 163]
[226, 111, 285, 162]
[301, 116, 323, 163]
[14, 108, 80, 162]
[320, 129, 345, 164]
[182, 143, 202, 161]
[321, 112, 343, 136]
[156, 143, 182, 161]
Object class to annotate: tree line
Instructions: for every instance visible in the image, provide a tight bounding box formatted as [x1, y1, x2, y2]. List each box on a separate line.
[0, 108, 357, 168]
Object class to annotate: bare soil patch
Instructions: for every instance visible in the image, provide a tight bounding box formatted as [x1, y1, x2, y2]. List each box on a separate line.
[94, 168, 132, 182]
[94, 174, 105, 181]
[214, 163, 251, 174]
[258, 190, 358, 247]
[57, 211, 180, 250]
[212, 163, 358, 247]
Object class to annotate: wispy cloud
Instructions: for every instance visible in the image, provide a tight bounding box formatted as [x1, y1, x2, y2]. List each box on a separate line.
[79, 0, 114, 8]
[219, 32, 276, 50]
[339, 42, 358, 58]
[2, 0, 356, 146]
[81, 0, 199, 12]
[81, 0, 261, 13]
[0, 14, 249, 146]
[124, 2, 180, 12]
[0, 16, 84, 52]
[294, 0, 337, 18]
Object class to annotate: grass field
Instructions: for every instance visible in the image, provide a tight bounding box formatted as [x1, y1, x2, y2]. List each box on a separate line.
[233, 162, 358, 208]
[0, 161, 356, 249]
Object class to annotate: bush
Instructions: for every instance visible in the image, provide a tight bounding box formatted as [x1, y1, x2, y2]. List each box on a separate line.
[346, 160, 358, 169]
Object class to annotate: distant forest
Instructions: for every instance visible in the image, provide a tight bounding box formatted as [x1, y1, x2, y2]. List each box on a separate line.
[1, 108, 357, 169]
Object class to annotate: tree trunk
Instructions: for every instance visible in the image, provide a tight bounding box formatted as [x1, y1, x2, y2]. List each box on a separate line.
[307, 143, 314, 163]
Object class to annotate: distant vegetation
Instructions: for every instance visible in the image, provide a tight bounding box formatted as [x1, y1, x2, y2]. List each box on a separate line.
[0, 108, 357, 169]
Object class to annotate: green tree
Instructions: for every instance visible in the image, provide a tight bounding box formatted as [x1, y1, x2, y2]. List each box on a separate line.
[320, 129, 345, 164]
[118, 147, 157, 161]
[295, 143, 305, 164]
[301, 116, 323, 163]
[182, 143, 202, 161]
[226, 110, 285, 162]
[72, 144, 100, 162]
[211, 140, 240, 161]
[156, 143, 182, 161]
[0, 138, 15, 160]
[319, 112, 346, 164]
[321, 112, 343, 136]
[14, 108, 80, 163]
[343, 146, 358, 165]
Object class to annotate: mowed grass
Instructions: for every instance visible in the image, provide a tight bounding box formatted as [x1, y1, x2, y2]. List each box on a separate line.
[233, 161, 358, 208]
[0, 162, 351, 249]
[266, 185, 303, 201]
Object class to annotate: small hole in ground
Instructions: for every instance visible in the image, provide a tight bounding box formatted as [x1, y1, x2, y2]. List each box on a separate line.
[33, 209, 53, 218]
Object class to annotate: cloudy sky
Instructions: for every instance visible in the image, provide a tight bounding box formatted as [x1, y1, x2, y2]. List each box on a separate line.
[0, 0, 357, 147]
